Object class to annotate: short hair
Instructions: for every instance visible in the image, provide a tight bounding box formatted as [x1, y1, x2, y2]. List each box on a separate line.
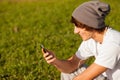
[71, 16, 107, 33]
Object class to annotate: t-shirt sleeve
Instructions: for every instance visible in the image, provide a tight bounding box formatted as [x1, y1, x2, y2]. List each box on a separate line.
[76, 40, 94, 60]
[95, 43, 120, 69]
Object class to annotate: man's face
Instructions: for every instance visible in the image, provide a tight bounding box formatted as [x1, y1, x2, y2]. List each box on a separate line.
[74, 26, 93, 41]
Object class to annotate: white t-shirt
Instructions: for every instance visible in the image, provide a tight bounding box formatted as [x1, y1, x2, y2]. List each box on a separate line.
[76, 28, 120, 80]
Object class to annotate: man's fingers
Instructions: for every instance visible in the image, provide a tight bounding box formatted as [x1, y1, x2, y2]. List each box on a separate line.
[43, 52, 49, 57]
[45, 55, 53, 60]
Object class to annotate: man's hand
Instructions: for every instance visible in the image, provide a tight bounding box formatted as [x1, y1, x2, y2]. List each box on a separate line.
[42, 49, 57, 64]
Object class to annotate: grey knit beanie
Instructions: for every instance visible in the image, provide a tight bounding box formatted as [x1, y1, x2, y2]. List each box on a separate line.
[72, 0, 110, 29]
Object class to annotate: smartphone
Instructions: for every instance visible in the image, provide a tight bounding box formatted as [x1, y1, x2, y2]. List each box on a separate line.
[40, 44, 47, 53]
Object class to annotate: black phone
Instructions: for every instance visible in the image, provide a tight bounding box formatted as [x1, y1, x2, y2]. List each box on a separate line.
[40, 44, 47, 53]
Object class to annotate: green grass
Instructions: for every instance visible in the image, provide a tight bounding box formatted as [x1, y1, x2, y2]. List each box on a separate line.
[0, 0, 120, 80]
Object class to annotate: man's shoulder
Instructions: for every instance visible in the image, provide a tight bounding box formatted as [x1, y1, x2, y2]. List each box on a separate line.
[106, 28, 120, 37]
[105, 28, 120, 42]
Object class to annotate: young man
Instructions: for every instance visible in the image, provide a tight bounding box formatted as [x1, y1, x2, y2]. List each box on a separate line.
[41, 1, 120, 80]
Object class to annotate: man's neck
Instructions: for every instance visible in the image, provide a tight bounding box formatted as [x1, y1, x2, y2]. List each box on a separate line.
[92, 29, 107, 44]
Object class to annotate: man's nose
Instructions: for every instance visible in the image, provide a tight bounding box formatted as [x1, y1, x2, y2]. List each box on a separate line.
[74, 27, 80, 34]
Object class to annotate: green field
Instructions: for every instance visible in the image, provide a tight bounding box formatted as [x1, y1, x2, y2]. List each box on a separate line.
[0, 0, 120, 80]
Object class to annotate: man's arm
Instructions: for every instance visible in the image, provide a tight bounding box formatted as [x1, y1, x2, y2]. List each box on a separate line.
[53, 54, 85, 73]
[42, 49, 85, 73]
[73, 63, 107, 80]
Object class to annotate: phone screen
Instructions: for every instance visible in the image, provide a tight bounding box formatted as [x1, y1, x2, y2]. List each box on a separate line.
[40, 44, 47, 53]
